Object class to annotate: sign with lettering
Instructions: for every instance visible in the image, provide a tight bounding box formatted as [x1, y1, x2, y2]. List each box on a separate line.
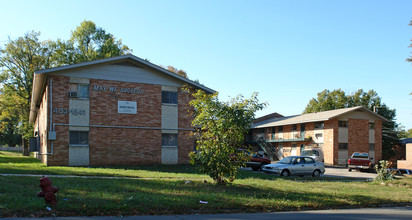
[118, 101, 137, 114]
[92, 85, 144, 95]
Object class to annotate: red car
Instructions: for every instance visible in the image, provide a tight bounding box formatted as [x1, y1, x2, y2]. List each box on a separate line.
[348, 152, 373, 172]
[246, 154, 271, 171]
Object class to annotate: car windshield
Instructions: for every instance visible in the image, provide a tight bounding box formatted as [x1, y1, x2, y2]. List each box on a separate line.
[278, 157, 294, 164]
[352, 153, 369, 159]
[301, 150, 317, 156]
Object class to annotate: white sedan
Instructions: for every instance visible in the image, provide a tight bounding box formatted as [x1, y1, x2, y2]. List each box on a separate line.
[262, 156, 325, 177]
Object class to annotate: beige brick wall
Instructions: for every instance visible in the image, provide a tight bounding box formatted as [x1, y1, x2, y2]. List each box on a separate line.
[398, 143, 412, 169]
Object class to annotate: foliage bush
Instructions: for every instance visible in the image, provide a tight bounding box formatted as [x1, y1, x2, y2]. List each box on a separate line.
[374, 160, 394, 182]
[188, 90, 265, 184]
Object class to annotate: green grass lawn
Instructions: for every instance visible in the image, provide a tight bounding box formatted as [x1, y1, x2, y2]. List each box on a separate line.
[1, 151, 412, 217]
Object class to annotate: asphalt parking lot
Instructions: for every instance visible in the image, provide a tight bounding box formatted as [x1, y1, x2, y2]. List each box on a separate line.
[246, 166, 377, 180]
[323, 166, 377, 180]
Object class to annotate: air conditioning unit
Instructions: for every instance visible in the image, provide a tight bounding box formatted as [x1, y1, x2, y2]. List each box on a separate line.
[69, 91, 78, 98]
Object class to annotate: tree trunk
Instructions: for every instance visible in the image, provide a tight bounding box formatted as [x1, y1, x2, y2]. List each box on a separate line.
[22, 138, 30, 156]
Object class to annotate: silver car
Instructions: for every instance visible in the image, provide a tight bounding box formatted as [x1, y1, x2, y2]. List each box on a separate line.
[262, 156, 325, 177]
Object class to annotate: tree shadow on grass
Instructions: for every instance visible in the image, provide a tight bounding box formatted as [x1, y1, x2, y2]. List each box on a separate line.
[1, 175, 406, 217]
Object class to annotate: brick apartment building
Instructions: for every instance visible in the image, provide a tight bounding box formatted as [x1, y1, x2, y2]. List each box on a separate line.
[250, 107, 388, 165]
[29, 54, 214, 166]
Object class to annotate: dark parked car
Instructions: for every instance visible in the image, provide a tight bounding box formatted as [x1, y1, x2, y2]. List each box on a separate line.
[387, 168, 412, 176]
[246, 154, 271, 171]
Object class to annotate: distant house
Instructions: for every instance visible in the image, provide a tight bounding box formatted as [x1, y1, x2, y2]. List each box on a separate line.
[29, 54, 215, 166]
[249, 106, 388, 165]
[397, 139, 412, 169]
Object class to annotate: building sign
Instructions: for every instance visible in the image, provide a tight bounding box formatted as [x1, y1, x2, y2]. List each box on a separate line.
[118, 101, 137, 114]
[92, 85, 144, 94]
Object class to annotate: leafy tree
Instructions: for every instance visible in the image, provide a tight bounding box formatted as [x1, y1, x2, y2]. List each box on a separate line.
[0, 31, 56, 140]
[166, 65, 188, 78]
[304, 89, 400, 159]
[399, 128, 412, 138]
[54, 20, 131, 65]
[303, 89, 347, 113]
[0, 21, 131, 145]
[0, 87, 22, 146]
[189, 90, 265, 184]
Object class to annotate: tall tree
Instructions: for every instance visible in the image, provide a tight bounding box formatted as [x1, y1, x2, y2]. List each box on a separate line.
[304, 89, 400, 159]
[54, 20, 131, 65]
[166, 65, 188, 78]
[0, 21, 131, 144]
[399, 128, 412, 138]
[189, 90, 265, 184]
[303, 89, 347, 113]
[0, 31, 56, 140]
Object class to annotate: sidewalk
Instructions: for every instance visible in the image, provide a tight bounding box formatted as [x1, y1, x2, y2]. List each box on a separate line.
[2, 206, 412, 220]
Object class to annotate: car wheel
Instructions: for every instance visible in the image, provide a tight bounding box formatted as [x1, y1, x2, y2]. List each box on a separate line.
[348, 168, 352, 172]
[312, 169, 321, 177]
[281, 169, 290, 177]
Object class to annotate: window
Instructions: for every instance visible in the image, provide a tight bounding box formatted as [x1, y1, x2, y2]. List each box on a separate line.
[271, 127, 276, 139]
[304, 157, 315, 164]
[162, 91, 178, 104]
[314, 122, 324, 129]
[69, 131, 89, 145]
[338, 121, 348, 128]
[338, 143, 348, 150]
[162, 133, 178, 146]
[369, 122, 375, 129]
[69, 83, 89, 99]
[278, 126, 283, 132]
[300, 124, 305, 131]
[292, 124, 297, 131]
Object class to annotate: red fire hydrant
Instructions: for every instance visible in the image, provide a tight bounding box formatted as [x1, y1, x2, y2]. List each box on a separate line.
[36, 176, 59, 206]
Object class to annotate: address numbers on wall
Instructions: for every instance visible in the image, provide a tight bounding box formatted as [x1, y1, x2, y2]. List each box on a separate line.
[53, 108, 86, 115]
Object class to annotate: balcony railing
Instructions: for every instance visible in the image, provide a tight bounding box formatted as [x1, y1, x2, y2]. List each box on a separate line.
[267, 131, 307, 143]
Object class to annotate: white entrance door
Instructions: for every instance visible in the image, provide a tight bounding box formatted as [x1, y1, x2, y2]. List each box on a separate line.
[369, 144, 375, 164]
[291, 144, 297, 156]
[338, 149, 348, 165]
[278, 144, 284, 159]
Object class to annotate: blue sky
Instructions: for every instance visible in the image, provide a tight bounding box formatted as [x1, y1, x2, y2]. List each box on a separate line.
[1, 0, 411, 129]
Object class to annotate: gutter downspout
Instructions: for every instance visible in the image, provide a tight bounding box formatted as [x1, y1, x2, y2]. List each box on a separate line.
[39, 78, 53, 155]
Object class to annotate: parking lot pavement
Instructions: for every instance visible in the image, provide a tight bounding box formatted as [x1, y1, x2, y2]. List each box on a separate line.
[243, 166, 377, 180]
[323, 167, 377, 180]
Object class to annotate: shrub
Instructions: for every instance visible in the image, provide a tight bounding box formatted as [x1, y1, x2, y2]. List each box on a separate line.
[374, 160, 394, 182]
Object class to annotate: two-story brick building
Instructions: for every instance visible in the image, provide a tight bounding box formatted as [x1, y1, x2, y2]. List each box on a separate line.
[29, 54, 214, 166]
[250, 107, 388, 165]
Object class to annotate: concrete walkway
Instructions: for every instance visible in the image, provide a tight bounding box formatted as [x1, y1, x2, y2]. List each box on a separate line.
[2, 206, 412, 220]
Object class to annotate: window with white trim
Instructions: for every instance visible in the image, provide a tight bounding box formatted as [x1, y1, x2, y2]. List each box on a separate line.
[69, 83, 89, 99]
